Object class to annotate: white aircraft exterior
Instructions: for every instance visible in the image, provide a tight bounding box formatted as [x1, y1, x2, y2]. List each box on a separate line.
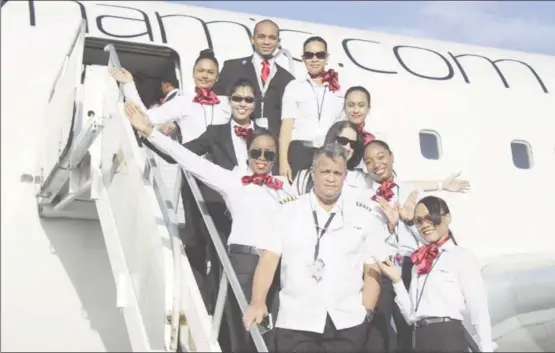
[1, 1, 554, 352]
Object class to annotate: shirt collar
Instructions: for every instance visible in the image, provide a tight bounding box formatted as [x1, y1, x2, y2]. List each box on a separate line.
[309, 189, 344, 215]
[305, 73, 329, 88]
[252, 52, 275, 70]
[230, 119, 254, 129]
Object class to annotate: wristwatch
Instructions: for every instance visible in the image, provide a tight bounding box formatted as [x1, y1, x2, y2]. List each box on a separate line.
[366, 308, 375, 322]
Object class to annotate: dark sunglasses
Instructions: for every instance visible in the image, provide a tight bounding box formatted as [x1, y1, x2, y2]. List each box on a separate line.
[414, 213, 447, 227]
[302, 51, 327, 60]
[231, 95, 255, 104]
[249, 148, 276, 162]
[335, 136, 357, 149]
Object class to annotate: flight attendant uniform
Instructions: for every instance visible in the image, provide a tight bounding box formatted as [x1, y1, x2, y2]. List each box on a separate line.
[257, 191, 391, 353]
[172, 88, 230, 143]
[367, 180, 424, 352]
[393, 238, 497, 352]
[281, 71, 345, 178]
[145, 129, 293, 352]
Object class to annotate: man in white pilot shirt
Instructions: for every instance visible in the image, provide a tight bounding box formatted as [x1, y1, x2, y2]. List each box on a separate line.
[244, 143, 390, 352]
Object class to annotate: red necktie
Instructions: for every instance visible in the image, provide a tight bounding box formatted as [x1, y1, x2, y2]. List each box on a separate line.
[193, 87, 220, 105]
[261, 60, 270, 85]
[241, 174, 283, 190]
[320, 69, 341, 92]
[371, 180, 396, 202]
[411, 236, 450, 275]
[234, 125, 253, 141]
[359, 123, 376, 145]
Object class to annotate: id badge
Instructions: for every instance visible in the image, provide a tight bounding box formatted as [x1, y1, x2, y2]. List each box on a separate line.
[310, 258, 326, 283]
[257, 117, 269, 129]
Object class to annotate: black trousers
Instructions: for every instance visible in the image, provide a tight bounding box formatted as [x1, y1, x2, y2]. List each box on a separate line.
[412, 320, 468, 352]
[226, 249, 280, 352]
[276, 315, 369, 353]
[366, 257, 413, 352]
[288, 141, 317, 180]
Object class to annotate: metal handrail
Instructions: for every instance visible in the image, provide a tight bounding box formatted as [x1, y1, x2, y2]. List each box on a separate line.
[181, 171, 269, 352]
[104, 46, 183, 351]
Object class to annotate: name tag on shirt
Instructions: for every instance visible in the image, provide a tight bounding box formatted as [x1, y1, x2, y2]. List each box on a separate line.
[257, 117, 269, 129]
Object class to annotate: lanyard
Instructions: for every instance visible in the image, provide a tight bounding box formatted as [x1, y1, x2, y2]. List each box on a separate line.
[312, 211, 336, 261]
[255, 59, 272, 119]
[201, 104, 215, 128]
[414, 251, 445, 313]
[307, 80, 327, 122]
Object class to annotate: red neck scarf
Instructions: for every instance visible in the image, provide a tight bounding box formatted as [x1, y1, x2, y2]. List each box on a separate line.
[359, 123, 376, 145]
[310, 69, 341, 92]
[193, 87, 220, 105]
[233, 125, 253, 141]
[411, 236, 450, 275]
[371, 180, 396, 202]
[241, 174, 283, 190]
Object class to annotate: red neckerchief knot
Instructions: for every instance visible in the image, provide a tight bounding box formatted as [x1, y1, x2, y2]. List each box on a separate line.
[311, 69, 341, 92]
[193, 87, 220, 105]
[241, 174, 283, 190]
[233, 125, 253, 141]
[411, 236, 450, 275]
[371, 180, 396, 202]
[359, 123, 376, 145]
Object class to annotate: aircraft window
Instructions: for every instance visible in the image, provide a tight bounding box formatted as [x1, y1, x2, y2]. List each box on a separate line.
[419, 130, 442, 160]
[510, 140, 533, 169]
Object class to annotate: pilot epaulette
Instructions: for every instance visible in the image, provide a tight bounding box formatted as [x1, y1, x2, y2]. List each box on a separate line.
[355, 201, 372, 212]
[279, 195, 299, 205]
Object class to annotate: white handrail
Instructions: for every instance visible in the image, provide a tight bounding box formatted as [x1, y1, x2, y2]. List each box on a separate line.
[104, 46, 183, 351]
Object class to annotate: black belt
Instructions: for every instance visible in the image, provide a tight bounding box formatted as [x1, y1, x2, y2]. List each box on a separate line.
[414, 317, 455, 328]
[228, 244, 259, 255]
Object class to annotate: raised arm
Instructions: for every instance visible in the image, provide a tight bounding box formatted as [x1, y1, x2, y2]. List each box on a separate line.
[456, 249, 497, 352]
[124, 102, 235, 196]
[403, 172, 471, 193]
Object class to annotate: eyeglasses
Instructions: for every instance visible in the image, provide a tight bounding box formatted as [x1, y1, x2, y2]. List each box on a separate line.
[231, 96, 255, 104]
[414, 213, 448, 227]
[249, 148, 276, 162]
[302, 51, 327, 60]
[335, 136, 357, 149]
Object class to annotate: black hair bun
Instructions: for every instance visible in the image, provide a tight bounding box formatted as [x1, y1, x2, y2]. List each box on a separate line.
[199, 48, 215, 58]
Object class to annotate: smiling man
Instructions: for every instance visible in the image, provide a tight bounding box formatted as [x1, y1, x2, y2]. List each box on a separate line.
[214, 19, 295, 147]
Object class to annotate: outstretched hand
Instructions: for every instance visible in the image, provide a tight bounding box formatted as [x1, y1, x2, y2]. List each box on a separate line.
[124, 102, 152, 136]
[442, 171, 471, 193]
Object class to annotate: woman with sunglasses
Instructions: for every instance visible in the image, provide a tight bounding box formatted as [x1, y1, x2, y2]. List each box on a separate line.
[376, 196, 496, 352]
[124, 100, 292, 352]
[279, 36, 345, 183]
[293, 120, 372, 195]
[363, 139, 472, 352]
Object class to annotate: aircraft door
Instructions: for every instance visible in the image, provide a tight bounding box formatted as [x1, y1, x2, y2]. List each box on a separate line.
[37, 20, 86, 202]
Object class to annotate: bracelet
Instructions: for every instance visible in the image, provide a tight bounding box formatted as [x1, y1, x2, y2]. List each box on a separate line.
[404, 218, 414, 227]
